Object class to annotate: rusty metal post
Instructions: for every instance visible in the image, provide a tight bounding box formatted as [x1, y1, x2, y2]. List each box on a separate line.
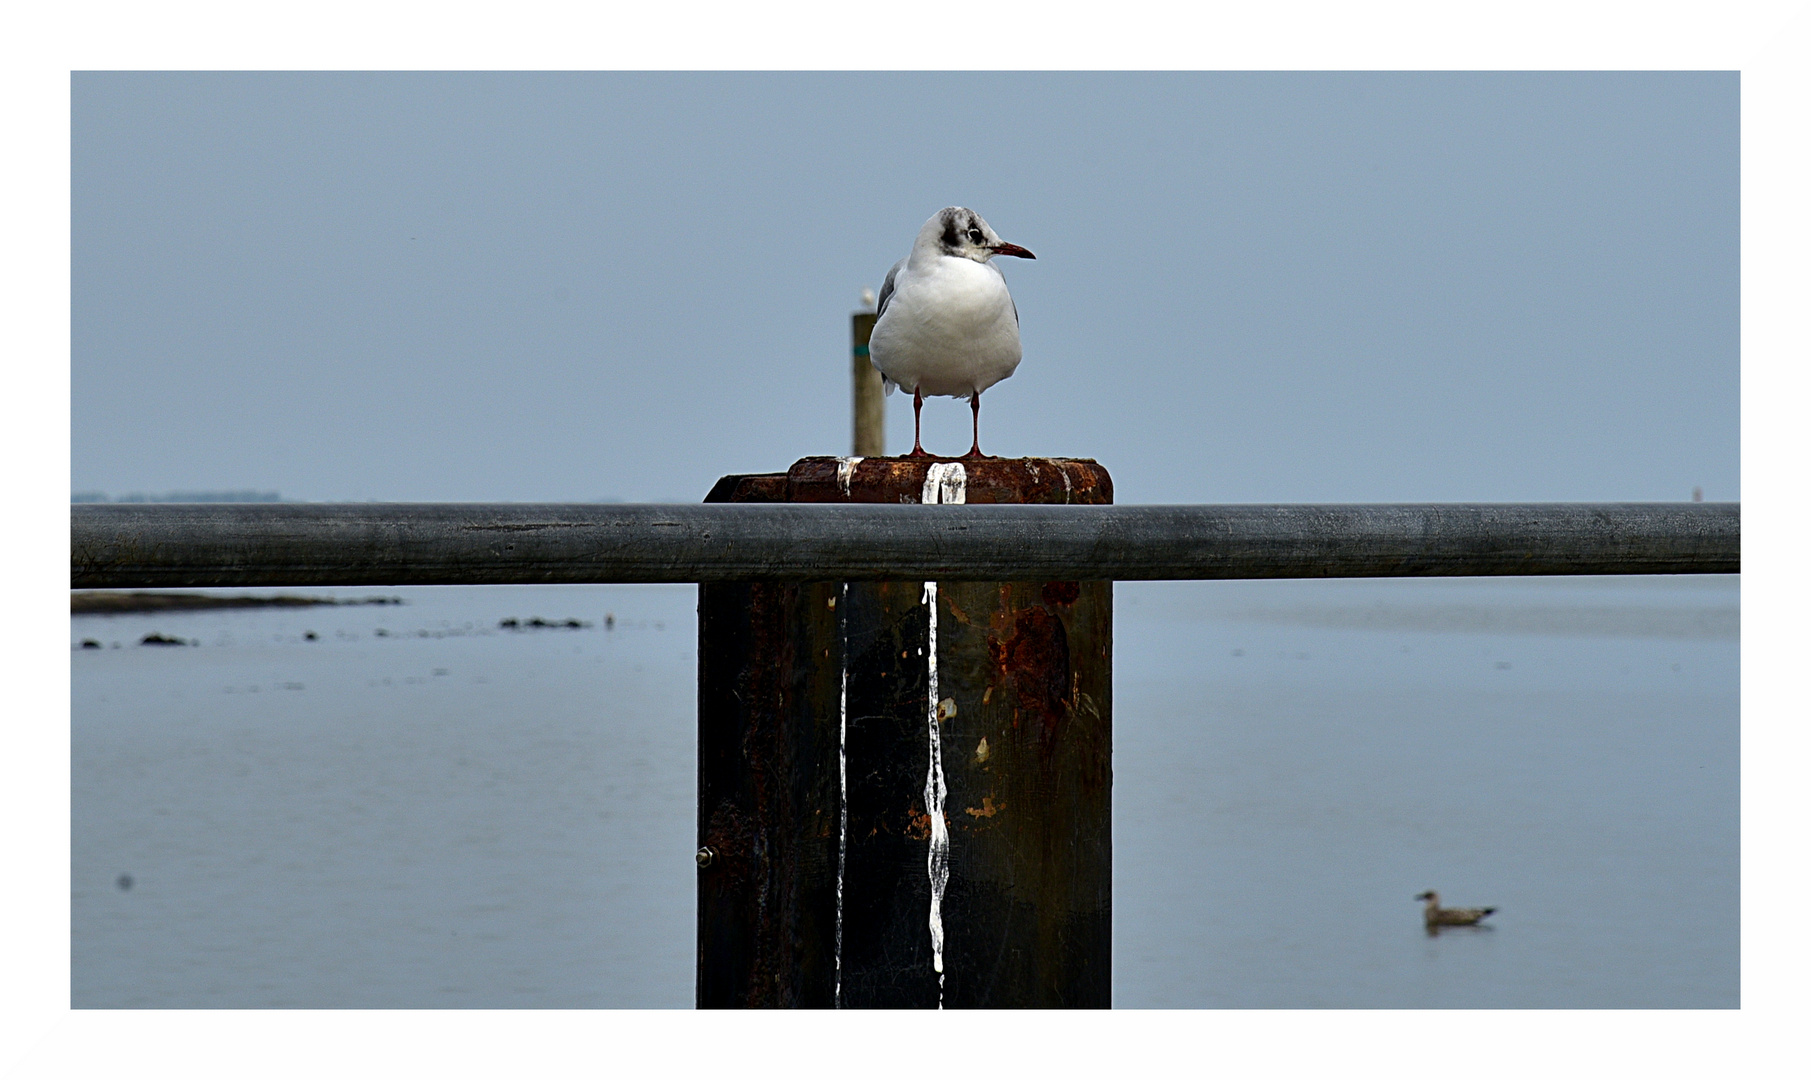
[697, 457, 1113, 1008]
[851, 311, 885, 457]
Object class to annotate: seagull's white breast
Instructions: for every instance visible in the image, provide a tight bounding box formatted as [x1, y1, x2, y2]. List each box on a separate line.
[870, 255, 1022, 399]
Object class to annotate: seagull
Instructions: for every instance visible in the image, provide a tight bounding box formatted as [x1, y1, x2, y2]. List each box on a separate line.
[1415, 890, 1497, 931]
[869, 207, 1036, 458]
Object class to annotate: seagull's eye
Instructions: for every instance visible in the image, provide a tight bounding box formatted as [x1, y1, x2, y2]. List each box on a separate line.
[967, 228, 984, 243]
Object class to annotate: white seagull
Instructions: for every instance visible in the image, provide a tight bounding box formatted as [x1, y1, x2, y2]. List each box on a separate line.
[869, 207, 1036, 458]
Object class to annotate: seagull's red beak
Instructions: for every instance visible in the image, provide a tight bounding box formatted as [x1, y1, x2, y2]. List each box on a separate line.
[989, 242, 1036, 259]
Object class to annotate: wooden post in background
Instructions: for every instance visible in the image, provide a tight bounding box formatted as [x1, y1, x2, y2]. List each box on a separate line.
[852, 308, 884, 457]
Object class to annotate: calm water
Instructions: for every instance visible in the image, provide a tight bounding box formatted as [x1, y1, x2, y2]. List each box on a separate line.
[71, 576, 1738, 1008]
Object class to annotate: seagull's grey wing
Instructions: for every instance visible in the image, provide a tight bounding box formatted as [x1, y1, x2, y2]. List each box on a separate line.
[875, 258, 904, 321]
[872, 258, 905, 396]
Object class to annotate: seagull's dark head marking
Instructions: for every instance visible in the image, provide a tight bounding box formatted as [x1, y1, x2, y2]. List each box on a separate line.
[932, 206, 1035, 263]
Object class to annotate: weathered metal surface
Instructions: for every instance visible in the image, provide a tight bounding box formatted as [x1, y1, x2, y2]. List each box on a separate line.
[698, 457, 1112, 1008]
[71, 500, 1739, 588]
[696, 578, 842, 1007]
[785, 455, 1112, 505]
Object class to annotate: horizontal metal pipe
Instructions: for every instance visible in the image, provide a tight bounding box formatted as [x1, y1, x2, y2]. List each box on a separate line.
[71, 502, 1739, 588]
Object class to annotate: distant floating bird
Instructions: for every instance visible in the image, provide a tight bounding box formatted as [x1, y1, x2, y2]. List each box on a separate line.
[1415, 890, 1495, 930]
[869, 207, 1036, 459]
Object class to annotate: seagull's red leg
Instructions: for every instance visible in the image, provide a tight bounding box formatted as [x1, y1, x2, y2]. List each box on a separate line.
[906, 386, 930, 457]
[962, 391, 990, 459]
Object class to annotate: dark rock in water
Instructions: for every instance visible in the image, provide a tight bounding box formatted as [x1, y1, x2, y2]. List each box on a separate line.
[116, 874, 133, 891]
[499, 618, 519, 629]
[140, 633, 190, 646]
[604, 614, 615, 629]
[503, 617, 591, 630]
[304, 631, 318, 641]
[80, 639, 101, 649]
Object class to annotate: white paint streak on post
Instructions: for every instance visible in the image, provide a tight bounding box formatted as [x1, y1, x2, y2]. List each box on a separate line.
[836, 456, 863, 498]
[919, 462, 965, 1006]
[921, 577, 948, 1004]
[835, 458, 868, 1005]
[835, 581, 849, 1007]
[923, 462, 966, 508]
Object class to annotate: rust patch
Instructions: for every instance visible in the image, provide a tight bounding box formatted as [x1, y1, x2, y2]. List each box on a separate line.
[964, 795, 1004, 819]
[783, 456, 1112, 506]
[904, 806, 944, 841]
[1041, 581, 1080, 607]
[991, 606, 1073, 745]
[703, 473, 788, 503]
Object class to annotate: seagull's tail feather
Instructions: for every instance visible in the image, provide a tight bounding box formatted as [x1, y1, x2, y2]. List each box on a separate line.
[882, 375, 897, 396]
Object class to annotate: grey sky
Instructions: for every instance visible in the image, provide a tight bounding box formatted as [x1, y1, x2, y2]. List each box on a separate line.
[71, 72, 1737, 505]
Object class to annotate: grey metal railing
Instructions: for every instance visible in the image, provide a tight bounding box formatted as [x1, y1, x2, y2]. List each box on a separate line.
[71, 501, 1739, 588]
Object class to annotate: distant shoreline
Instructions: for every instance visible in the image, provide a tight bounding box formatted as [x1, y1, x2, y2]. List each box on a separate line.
[72, 592, 401, 615]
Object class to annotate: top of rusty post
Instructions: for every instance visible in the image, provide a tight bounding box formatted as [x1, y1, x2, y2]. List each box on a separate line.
[705, 457, 1113, 505]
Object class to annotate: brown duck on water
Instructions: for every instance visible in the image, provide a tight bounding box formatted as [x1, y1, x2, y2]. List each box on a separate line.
[1415, 890, 1495, 930]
